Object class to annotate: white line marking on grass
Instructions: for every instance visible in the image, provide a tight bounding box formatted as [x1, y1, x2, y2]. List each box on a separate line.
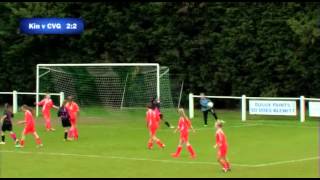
[0, 150, 318, 168]
[86, 123, 262, 131]
[259, 124, 319, 129]
[194, 124, 261, 131]
[249, 156, 320, 168]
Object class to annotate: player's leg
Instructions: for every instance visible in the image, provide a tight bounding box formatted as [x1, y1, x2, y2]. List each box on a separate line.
[203, 110, 208, 126]
[43, 113, 50, 131]
[171, 139, 183, 158]
[68, 119, 76, 139]
[0, 130, 5, 144]
[152, 129, 165, 149]
[148, 129, 154, 149]
[9, 131, 17, 143]
[186, 141, 196, 158]
[8, 124, 17, 143]
[154, 136, 165, 149]
[160, 114, 174, 129]
[210, 108, 219, 121]
[217, 149, 229, 172]
[64, 128, 69, 141]
[223, 148, 231, 170]
[72, 119, 78, 140]
[17, 132, 26, 147]
[33, 132, 43, 147]
[45, 113, 55, 131]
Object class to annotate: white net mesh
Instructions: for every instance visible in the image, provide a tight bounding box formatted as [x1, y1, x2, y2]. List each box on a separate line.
[38, 65, 174, 109]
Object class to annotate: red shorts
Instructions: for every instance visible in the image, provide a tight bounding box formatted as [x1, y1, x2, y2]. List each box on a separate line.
[218, 147, 228, 158]
[180, 132, 189, 142]
[149, 127, 158, 136]
[23, 126, 35, 135]
[70, 118, 77, 126]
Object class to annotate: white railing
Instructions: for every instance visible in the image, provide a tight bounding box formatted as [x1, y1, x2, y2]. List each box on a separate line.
[189, 93, 320, 123]
[0, 91, 64, 115]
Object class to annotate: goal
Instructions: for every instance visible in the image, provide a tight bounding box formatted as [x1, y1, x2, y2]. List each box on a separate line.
[36, 63, 175, 116]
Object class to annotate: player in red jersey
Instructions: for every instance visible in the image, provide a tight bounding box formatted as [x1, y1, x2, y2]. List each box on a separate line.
[214, 120, 231, 173]
[36, 94, 58, 132]
[65, 96, 80, 141]
[16, 105, 43, 148]
[146, 104, 165, 150]
[171, 108, 196, 159]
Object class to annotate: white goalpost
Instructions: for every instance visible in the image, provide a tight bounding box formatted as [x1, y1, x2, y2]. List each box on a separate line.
[36, 63, 176, 116]
[0, 91, 63, 114]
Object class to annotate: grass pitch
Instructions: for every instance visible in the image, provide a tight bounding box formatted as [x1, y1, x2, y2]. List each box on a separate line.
[0, 108, 318, 178]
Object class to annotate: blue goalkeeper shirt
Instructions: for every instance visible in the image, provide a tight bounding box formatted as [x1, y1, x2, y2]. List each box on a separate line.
[200, 98, 212, 112]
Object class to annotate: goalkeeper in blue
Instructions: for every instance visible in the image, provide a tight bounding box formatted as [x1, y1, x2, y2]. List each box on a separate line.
[200, 93, 219, 127]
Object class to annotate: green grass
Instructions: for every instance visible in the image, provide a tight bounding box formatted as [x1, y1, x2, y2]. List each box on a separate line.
[0, 108, 318, 178]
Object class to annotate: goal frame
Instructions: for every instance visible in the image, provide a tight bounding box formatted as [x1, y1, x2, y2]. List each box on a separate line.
[36, 63, 161, 116]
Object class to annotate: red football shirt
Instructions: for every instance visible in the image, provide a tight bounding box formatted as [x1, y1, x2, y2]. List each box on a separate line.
[178, 117, 191, 133]
[37, 98, 53, 114]
[216, 129, 228, 148]
[66, 102, 79, 120]
[25, 110, 35, 128]
[146, 109, 158, 129]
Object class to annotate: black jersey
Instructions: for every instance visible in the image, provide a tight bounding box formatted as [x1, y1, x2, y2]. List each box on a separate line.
[2, 110, 13, 124]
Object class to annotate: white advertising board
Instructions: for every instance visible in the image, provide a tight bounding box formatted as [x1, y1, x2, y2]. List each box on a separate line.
[249, 100, 296, 116]
[309, 102, 320, 117]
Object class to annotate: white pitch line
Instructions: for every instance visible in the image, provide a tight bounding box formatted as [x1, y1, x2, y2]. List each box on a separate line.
[85, 123, 262, 131]
[0, 150, 233, 167]
[250, 156, 320, 168]
[0, 150, 318, 168]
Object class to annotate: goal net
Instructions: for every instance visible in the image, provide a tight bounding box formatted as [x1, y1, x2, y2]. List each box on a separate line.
[37, 64, 175, 111]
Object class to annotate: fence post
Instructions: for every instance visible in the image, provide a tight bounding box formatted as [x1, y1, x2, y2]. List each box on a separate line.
[242, 95, 247, 122]
[189, 93, 194, 119]
[300, 96, 305, 123]
[60, 92, 65, 106]
[13, 90, 18, 114]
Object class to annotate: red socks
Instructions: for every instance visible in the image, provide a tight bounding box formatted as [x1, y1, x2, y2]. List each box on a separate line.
[187, 145, 196, 157]
[156, 140, 165, 148]
[74, 128, 79, 140]
[20, 140, 25, 146]
[173, 146, 183, 157]
[10, 133, 17, 141]
[225, 161, 230, 169]
[148, 140, 153, 149]
[172, 145, 196, 158]
[36, 138, 42, 145]
[68, 127, 74, 138]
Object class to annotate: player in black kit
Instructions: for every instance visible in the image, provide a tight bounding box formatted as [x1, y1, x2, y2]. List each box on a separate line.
[0, 103, 18, 145]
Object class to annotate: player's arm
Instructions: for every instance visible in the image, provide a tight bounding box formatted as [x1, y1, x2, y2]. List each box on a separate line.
[53, 105, 59, 110]
[17, 120, 26, 125]
[174, 127, 178, 133]
[0, 115, 6, 124]
[190, 125, 196, 133]
[57, 108, 62, 117]
[35, 99, 44, 106]
[145, 113, 149, 128]
[214, 133, 221, 149]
